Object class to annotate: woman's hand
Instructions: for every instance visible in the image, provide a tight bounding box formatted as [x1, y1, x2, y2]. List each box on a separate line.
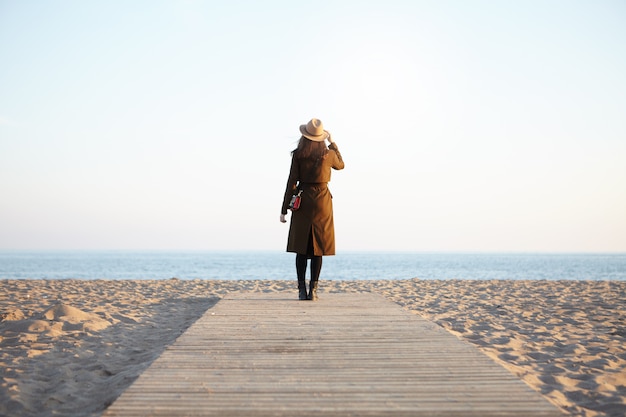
[280, 214, 287, 223]
[327, 133, 334, 144]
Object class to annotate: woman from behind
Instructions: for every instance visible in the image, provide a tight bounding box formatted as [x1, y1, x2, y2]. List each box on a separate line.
[280, 118, 345, 300]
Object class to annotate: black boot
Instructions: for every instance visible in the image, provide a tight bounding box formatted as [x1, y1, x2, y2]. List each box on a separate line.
[298, 279, 308, 300]
[308, 279, 318, 301]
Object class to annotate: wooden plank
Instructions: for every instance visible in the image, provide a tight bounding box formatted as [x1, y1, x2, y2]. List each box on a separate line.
[103, 292, 562, 417]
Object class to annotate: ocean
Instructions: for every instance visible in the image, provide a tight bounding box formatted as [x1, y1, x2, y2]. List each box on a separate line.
[0, 251, 625, 281]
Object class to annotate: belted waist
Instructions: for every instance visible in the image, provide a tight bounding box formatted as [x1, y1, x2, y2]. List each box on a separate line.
[299, 182, 327, 188]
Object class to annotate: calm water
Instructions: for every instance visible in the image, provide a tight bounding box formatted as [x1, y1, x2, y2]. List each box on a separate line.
[0, 251, 625, 281]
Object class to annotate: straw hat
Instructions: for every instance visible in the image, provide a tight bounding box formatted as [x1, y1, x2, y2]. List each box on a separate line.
[299, 118, 330, 142]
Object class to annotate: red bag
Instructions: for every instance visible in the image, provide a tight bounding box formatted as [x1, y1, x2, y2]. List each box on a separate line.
[289, 190, 302, 211]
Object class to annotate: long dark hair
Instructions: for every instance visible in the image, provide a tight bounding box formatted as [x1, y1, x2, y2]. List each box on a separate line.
[292, 136, 328, 162]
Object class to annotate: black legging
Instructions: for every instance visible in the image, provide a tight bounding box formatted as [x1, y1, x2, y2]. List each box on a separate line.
[296, 254, 322, 282]
[296, 230, 322, 282]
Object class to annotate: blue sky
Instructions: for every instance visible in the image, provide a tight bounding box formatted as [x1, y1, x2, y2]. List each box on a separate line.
[1, 0, 625, 252]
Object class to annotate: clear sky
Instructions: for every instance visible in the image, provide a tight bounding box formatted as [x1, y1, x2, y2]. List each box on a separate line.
[1, 0, 625, 252]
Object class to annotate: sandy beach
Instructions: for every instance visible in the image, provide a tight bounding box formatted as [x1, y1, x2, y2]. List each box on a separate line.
[1, 279, 624, 417]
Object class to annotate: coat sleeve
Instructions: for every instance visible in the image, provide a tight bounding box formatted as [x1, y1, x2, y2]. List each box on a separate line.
[329, 143, 345, 170]
[281, 155, 299, 215]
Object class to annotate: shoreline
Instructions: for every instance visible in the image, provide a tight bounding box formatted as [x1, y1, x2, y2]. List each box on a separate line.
[1, 279, 625, 417]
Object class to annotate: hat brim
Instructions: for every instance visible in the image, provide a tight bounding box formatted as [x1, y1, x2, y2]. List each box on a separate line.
[299, 125, 329, 142]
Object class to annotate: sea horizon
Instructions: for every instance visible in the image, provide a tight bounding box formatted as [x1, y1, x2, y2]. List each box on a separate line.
[1, 250, 625, 281]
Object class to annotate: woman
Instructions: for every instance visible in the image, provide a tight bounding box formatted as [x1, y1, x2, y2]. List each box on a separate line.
[280, 118, 345, 301]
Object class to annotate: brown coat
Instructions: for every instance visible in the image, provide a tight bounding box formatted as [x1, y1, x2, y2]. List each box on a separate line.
[281, 143, 345, 256]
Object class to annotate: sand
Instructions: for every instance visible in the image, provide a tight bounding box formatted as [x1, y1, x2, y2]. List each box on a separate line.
[0, 279, 624, 417]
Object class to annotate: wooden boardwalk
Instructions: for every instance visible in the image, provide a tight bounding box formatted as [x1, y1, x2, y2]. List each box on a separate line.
[103, 292, 562, 416]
